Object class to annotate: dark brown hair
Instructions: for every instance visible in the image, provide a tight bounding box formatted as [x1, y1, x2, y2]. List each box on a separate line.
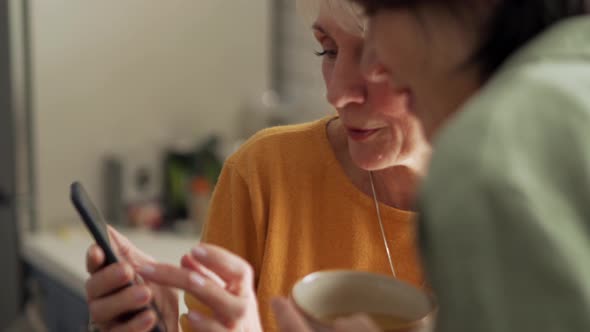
[351, 0, 589, 77]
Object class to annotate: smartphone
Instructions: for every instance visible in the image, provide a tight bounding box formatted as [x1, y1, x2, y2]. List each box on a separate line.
[70, 181, 166, 332]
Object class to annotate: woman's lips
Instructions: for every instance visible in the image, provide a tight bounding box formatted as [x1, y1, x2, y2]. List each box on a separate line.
[346, 127, 382, 141]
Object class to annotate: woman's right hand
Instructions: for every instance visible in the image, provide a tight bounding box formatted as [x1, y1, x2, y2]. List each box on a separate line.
[85, 226, 180, 332]
[137, 244, 263, 332]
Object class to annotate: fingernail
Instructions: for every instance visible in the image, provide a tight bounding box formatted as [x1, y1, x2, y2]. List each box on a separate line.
[139, 264, 155, 275]
[141, 311, 155, 327]
[189, 272, 206, 287]
[188, 311, 201, 323]
[136, 287, 150, 302]
[191, 246, 207, 258]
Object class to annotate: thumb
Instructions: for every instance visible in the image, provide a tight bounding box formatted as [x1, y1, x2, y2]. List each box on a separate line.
[271, 298, 312, 332]
[107, 225, 155, 266]
[334, 314, 381, 332]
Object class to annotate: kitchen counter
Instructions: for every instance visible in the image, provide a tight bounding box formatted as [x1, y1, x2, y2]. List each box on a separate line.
[21, 225, 199, 330]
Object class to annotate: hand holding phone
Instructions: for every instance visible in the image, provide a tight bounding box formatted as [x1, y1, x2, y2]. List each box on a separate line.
[71, 181, 166, 332]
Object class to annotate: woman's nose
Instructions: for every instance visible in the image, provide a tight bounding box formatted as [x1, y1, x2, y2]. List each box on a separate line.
[325, 58, 366, 109]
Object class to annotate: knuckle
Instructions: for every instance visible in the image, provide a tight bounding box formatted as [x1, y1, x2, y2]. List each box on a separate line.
[86, 246, 93, 259]
[87, 247, 101, 271]
[231, 298, 248, 320]
[119, 264, 133, 281]
[132, 311, 154, 332]
[242, 263, 254, 279]
[88, 301, 103, 322]
[108, 324, 122, 332]
[117, 242, 131, 259]
[231, 258, 254, 283]
[84, 278, 95, 298]
[139, 285, 152, 299]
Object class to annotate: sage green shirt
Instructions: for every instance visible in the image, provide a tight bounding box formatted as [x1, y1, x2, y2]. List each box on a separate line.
[419, 17, 590, 331]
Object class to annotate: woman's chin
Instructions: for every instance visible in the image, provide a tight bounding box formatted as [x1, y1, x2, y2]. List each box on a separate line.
[350, 151, 395, 171]
[349, 141, 399, 171]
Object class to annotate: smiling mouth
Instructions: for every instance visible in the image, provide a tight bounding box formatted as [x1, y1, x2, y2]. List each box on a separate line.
[346, 127, 382, 141]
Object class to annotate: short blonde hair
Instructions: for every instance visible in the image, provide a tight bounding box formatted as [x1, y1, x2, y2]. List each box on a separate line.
[296, 0, 366, 35]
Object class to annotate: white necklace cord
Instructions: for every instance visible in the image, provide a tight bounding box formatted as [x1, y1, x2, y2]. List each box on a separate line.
[369, 171, 397, 278]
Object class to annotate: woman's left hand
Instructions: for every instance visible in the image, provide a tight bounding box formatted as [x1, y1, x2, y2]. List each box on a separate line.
[138, 244, 263, 332]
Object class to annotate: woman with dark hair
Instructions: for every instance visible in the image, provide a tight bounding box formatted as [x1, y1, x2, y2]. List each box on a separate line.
[273, 1, 590, 331]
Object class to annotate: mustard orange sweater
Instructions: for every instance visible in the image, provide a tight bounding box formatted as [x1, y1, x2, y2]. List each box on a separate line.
[182, 117, 424, 331]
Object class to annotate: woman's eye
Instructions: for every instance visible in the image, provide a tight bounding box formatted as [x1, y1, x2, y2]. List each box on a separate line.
[314, 49, 338, 60]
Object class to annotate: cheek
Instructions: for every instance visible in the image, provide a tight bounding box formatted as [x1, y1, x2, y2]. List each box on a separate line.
[378, 44, 415, 87]
[368, 83, 411, 118]
[321, 61, 333, 88]
[372, 18, 426, 88]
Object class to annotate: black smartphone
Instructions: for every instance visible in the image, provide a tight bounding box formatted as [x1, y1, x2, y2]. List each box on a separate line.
[70, 181, 166, 332]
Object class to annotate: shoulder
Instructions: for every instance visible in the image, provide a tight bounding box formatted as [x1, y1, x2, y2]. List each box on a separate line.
[224, 116, 335, 179]
[473, 60, 590, 123]
[424, 58, 590, 209]
[433, 48, 590, 166]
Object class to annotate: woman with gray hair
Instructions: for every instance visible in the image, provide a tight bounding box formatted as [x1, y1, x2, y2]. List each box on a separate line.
[83, 0, 431, 331]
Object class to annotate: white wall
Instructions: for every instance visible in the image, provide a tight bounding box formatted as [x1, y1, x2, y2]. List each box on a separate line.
[30, 1, 271, 227]
[277, 0, 330, 118]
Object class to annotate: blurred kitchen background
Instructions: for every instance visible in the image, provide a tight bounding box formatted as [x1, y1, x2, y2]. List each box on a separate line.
[0, 1, 329, 331]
